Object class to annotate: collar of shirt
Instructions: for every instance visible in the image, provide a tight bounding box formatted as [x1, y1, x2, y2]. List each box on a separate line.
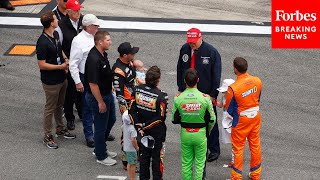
[69, 18, 79, 31]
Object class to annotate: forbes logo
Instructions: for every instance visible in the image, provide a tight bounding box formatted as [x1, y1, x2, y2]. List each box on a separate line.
[275, 10, 317, 21]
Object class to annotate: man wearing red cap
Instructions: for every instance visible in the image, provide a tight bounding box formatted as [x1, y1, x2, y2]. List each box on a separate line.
[177, 28, 222, 164]
[56, 0, 84, 133]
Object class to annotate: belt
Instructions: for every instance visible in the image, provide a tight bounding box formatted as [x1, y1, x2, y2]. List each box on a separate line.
[180, 122, 206, 128]
[240, 106, 259, 118]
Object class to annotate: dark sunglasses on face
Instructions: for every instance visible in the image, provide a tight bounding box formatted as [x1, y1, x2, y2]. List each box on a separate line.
[63, 0, 67, 2]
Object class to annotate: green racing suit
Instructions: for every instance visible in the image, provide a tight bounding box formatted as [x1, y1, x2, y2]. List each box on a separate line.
[172, 88, 216, 180]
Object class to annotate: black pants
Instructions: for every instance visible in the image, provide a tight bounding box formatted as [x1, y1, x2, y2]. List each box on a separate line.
[140, 139, 163, 180]
[208, 106, 220, 154]
[0, 0, 10, 6]
[63, 73, 82, 122]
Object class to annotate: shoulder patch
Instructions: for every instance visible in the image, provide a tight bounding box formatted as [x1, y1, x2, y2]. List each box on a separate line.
[114, 67, 125, 77]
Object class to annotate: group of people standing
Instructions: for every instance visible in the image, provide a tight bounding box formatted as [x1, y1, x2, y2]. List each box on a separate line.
[35, 0, 263, 179]
[173, 29, 263, 180]
[36, 0, 118, 165]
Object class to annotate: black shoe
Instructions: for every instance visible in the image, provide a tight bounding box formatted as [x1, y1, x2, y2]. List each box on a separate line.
[2, 2, 15, 11]
[43, 135, 58, 149]
[56, 129, 76, 139]
[207, 152, 220, 162]
[67, 120, 75, 130]
[86, 139, 94, 148]
[107, 134, 115, 141]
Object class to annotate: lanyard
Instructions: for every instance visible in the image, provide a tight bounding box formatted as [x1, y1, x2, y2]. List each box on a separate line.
[43, 32, 60, 57]
[56, 10, 61, 20]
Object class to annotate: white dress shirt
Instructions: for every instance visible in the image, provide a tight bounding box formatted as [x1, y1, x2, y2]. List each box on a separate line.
[69, 30, 94, 84]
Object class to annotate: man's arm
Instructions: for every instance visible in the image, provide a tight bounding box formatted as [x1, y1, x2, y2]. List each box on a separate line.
[128, 89, 137, 126]
[89, 83, 106, 113]
[172, 95, 181, 124]
[69, 38, 84, 91]
[113, 68, 128, 114]
[36, 40, 68, 71]
[177, 47, 184, 92]
[205, 96, 216, 131]
[38, 60, 68, 71]
[225, 86, 235, 117]
[209, 48, 222, 98]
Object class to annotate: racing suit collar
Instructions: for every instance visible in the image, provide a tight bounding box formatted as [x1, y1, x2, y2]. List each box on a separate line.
[119, 57, 130, 64]
[237, 72, 249, 80]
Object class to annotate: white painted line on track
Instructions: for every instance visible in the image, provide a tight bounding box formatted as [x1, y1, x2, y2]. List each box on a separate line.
[0, 16, 271, 35]
[96, 175, 127, 180]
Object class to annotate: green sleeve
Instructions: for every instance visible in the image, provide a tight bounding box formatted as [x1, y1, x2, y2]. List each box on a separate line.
[172, 96, 181, 124]
[206, 96, 216, 130]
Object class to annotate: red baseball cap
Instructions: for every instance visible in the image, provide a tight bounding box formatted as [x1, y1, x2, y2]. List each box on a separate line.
[66, 0, 83, 11]
[186, 28, 202, 43]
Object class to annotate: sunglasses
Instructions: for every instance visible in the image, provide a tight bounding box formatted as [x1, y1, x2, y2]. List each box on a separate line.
[63, 0, 67, 2]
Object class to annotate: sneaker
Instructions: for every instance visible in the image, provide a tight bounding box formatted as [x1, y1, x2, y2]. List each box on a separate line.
[56, 129, 76, 139]
[92, 150, 117, 158]
[107, 150, 117, 158]
[96, 157, 117, 166]
[248, 172, 252, 179]
[43, 135, 58, 149]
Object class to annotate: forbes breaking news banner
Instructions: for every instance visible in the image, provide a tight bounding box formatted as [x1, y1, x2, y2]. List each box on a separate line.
[272, 0, 320, 48]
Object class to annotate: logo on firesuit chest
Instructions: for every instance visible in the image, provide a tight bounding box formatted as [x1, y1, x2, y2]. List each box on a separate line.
[182, 103, 202, 112]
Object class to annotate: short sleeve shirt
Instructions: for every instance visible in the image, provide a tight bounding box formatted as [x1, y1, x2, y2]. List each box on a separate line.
[123, 123, 137, 152]
[36, 31, 66, 85]
[85, 46, 112, 95]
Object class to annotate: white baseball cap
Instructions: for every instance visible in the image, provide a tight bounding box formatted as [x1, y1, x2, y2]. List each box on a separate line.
[82, 14, 101, 26]
[217, 79, 235, 92]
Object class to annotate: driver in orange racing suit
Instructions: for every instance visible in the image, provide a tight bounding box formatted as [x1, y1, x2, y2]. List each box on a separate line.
[225, 57, 262, 180]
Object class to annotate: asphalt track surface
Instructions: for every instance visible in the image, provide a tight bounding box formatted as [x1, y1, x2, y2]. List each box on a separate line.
[0, 1, 320, 180]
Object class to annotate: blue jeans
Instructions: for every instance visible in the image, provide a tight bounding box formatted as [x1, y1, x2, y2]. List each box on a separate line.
[86, 92, 116, 160]
[80, 74, 94, 140]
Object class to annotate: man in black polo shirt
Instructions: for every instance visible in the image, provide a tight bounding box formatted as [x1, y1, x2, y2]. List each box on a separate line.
[85, 31, 117, 166]
[36, 11, 76, 149]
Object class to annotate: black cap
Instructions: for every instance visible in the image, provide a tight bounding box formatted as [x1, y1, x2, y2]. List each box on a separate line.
[117, 42, 139, 56]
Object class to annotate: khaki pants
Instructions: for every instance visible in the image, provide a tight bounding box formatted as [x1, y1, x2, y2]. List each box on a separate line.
[42, 80, 67, 136]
